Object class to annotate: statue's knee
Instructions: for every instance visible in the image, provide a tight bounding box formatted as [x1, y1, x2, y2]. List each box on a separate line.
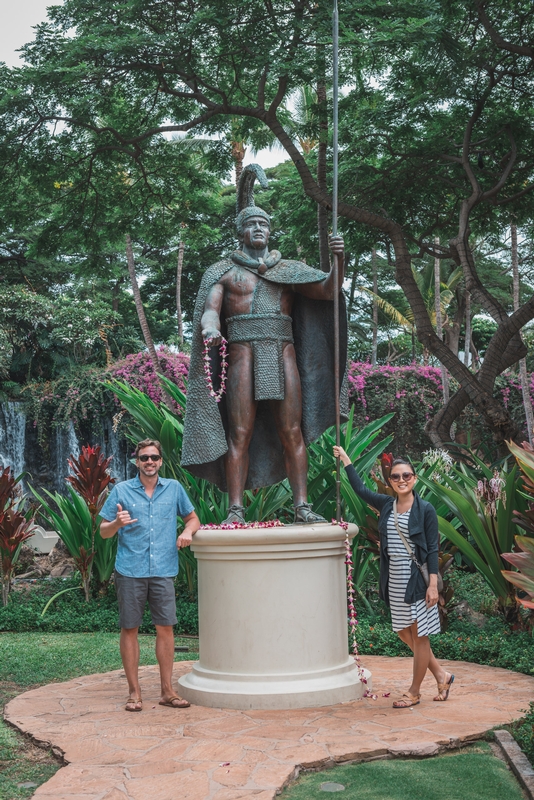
[280, 425, 303, 448]
[229, 425, 252, 448]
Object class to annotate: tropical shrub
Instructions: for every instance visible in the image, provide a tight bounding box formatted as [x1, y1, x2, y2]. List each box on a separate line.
[347, 362, 443, 456]
[418, 455, 527, 621]
[0, 468, 36, 606]
[108, 347, 189, 408]
[502, 537, 534, 611]
[32, 445, 116, 601]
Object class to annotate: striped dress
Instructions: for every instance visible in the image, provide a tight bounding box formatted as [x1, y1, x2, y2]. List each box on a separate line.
[387, 509, 440, 637]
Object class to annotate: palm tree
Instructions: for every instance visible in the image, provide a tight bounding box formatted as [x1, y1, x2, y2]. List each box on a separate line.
[360, 260, 463, 365]
[125, 234, 173, 407]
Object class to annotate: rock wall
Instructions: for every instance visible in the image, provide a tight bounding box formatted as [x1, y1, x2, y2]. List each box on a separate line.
[0, 401, 135, 495]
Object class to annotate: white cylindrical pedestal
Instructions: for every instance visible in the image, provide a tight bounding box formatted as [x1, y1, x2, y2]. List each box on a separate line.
[178, 523, 371, 709]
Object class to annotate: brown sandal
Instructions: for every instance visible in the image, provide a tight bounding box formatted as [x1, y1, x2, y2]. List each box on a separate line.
[159, 695, 190, 709]
[125, 697, 142, 712]
[392, 692, 420, 708]
[434, 673, 454, 702]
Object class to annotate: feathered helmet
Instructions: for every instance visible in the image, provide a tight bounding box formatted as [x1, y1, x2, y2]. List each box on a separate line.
[235, 163, 271, 237]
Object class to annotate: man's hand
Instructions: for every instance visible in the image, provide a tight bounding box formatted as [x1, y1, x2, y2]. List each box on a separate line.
[177, 529, 193, 549]
[100, 503, 138, 539]
[116, 503, 138, 528]
[177, 511, 201, 550]
[329, 234, 344, 255]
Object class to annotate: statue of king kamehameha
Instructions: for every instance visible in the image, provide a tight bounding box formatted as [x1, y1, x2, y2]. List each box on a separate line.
[181, 164, 348, 524]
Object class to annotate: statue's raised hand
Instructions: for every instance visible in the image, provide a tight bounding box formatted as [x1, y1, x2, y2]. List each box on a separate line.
[328, 234, 344, 255]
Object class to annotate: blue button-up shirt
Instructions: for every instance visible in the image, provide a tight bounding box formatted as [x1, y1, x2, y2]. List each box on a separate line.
[100, 476, 195, 578]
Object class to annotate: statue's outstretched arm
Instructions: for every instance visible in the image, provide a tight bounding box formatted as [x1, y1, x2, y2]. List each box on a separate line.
[296, 235, 345, 301]
[201, 282, 224, 347]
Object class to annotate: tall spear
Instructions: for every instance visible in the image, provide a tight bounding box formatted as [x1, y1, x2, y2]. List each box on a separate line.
[332, 0, 341, 523]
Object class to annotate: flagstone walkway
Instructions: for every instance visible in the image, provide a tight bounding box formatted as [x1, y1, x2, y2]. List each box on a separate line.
[5, 656, 534, 800]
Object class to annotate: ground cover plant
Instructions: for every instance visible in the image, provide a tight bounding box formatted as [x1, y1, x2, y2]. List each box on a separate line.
[0, 577, 198, 634]
[279, 743, 524, 800]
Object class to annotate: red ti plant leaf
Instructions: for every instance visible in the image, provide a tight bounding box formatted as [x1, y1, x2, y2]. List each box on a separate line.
[73, 545, 96, 576]
[66, 445, 115, 517]
[0, 508, 36, 605]
[0, 467, 17, 514]
[380, 452, 394, 485]
[502, 535, 534, 610]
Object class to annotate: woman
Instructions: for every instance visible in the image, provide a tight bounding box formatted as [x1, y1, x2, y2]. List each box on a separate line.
[333, 446, 454, 708]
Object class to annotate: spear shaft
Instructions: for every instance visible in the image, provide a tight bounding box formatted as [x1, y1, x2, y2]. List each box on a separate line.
[332, 0, 341, 523]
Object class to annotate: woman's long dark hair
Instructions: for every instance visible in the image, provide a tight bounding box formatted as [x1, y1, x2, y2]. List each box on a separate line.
[391, 457, 416, 474]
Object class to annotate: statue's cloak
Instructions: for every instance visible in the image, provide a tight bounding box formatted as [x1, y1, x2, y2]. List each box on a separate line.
[181, 256, 349, 491]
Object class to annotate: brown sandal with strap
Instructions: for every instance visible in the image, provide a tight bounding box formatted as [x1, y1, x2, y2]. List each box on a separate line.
[159, 695, 191, 708]
[125, 697, 143, 712]
[434, 673, 454, 701]
[392, 692, 421, 708]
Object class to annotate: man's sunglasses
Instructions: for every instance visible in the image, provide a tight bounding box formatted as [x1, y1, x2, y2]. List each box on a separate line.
[138, 454, 162, 462]
[389, 472, 415, 482]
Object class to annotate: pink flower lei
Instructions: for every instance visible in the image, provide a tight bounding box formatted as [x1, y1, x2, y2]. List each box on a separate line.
[203, 337, 228, 402]
[200, 520, 284, 530]
[334, 518, 376, 698]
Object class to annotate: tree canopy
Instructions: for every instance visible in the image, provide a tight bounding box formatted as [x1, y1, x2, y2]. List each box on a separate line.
[2, 0, 534, 446]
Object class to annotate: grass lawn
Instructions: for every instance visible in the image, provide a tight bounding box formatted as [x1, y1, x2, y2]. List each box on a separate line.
[0, 632, 199, 800]
[280, 743, 525, 800]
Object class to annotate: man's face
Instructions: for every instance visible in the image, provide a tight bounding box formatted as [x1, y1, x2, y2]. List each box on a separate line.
[136, 446, 162, 478]
[242, 216, 270, 250]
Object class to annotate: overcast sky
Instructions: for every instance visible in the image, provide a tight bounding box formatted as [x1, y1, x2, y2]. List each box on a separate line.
[0, 0, 284, 168]
[0, 0, 51, 67]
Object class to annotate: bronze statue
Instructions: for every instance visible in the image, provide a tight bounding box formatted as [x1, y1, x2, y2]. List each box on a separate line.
[182, 165, 348, 524]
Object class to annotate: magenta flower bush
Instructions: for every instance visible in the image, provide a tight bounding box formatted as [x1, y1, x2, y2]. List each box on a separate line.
[108, 347, 189, 407]
[347, 362, 444, 456]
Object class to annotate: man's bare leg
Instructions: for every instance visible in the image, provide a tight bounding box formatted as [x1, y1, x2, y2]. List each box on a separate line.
[225, 343, 257, 509]
[155, 625, 190, 708]
[120, 627, 142, 709]
[270, 344, 309, 508]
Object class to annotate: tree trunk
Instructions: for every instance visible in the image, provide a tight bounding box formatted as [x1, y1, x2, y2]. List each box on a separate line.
[443, 292, 465, 357]
[176, 239, 185, 346]
[371, 248, 378, 366]
[512, 223, 534, 444]
[434, 238, 449, 405]
[263, 116, 526, 445]
[347, 255, 356, 317]
[464, 289, 471, 367]
[232, 140, 245, 186]
[316, 80, 330, 272]
[111, 275, 124, 312]
[125, 234, 173, 407]
[2, 577, 9, 607]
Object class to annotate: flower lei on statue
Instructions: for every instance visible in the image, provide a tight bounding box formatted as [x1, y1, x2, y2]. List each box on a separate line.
[335, 518, 378, 698]
[200, 520, 284, 530]
[203, 336, 228, 402]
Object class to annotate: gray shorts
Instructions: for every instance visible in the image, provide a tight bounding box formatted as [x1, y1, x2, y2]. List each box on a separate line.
[115, 571, 178, 629]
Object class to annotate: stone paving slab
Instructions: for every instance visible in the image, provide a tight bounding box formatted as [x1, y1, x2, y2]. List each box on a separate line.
[5, 656, 534, 800]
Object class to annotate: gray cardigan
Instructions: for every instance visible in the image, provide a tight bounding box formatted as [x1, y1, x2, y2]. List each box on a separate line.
[344, 464, 439, 605]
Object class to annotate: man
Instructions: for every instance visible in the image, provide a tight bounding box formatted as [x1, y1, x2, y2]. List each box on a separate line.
[182, 164, 347, 525]
[100, 439, 200, 712]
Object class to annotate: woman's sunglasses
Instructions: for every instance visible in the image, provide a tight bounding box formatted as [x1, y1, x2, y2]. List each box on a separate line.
[389, 471, 415, 482]
[138, 454, 162, 462]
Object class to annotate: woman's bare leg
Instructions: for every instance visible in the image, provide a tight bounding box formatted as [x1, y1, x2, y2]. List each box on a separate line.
[397, 622, 448, 694]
